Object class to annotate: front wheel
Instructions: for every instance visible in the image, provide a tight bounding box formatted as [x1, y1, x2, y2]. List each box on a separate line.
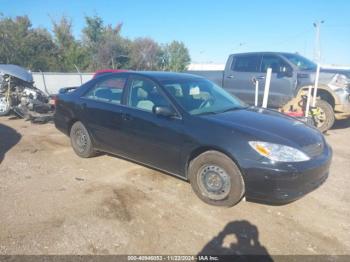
[311, 100, 335, 133]
[188, 151, 245, 207]
[0, 94, 11, 116]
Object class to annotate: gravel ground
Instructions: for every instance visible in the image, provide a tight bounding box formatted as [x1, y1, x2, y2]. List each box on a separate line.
[0, 117, 349, 256]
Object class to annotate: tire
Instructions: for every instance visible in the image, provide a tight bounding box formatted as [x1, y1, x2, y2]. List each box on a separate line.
[0, 94, 11, 116]
[70, 121, 96, 158]
[312, 99, 335, 133]
[188, 150, 245, 207]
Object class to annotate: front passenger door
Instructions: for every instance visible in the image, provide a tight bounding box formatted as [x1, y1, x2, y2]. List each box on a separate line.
[121, 76, 183, 175]
[259, 55, 296, 108]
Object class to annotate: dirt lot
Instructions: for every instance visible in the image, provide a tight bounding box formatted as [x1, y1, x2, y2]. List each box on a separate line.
[0, 117, 349, 256]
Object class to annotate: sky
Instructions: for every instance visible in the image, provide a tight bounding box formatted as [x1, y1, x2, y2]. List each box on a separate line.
[2, 0, 350, 65]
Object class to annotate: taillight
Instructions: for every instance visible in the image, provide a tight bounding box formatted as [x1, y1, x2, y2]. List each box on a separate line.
[49, 95, 58, 107]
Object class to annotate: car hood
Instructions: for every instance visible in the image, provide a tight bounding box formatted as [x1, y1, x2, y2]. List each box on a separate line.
[321, 68, 350, 76]
[297, 68, 350, 87]
[0, 64, 33, 82]
[201, 107, 324, 149]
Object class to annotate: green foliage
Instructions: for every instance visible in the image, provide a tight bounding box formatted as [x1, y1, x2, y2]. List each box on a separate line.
[0, 15, 59, 71]
[163, 41, 191, 72]
[130, 37, 162, 70]
[52, 16, 89, 71]
[0, 14, 191, 72]
[94, 24, 130, 70]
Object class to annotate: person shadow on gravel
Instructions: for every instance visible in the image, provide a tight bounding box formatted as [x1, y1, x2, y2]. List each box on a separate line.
[198, 220, 272, 261]
[0, 123, 21, 164]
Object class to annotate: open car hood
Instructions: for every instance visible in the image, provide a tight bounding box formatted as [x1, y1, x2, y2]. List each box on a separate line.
[0, 64, 33, 83]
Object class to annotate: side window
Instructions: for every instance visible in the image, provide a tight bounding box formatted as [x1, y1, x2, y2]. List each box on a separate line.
[231, 55, 261, 72]
[128, 78, 171, 112]
[261, 55, 291, 73]
[84, 76, 126, 104]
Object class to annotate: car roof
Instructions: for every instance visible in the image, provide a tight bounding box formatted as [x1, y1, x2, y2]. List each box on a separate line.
[113, 71, 205, 82]
[230, 52, 299, 57]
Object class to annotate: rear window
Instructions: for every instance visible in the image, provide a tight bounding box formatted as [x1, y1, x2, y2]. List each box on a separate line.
[231, 55, 261, 72]
[84, 76, 126, 104]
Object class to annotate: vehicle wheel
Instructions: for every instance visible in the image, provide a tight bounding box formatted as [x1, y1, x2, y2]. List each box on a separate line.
[311, 99, 335, 133]
[188, 150, 245, 207]
[0, 94, 11, 116]
[70, 121, 96, 158]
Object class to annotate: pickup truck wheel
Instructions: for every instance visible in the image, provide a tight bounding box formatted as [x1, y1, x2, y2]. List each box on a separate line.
[312, 100, 335, 133]
[189, 150, 245, 207]
[70, 121, 96, 158]
[0, 95, 11, 116]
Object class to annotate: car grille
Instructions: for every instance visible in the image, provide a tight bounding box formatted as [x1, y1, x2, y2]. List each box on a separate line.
[302, 143, 324, 158]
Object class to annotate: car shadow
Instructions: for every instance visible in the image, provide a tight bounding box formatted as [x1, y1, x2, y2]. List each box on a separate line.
[0, 123, 22, 164]
[332, 118, 350, 130]
[198, 220, 272, 260]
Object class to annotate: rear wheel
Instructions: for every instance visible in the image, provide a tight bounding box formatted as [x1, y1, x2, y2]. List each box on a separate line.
[70, 121, 96, 158]
[0, 94, 11, 116]
[311, 99, 335, 133]
[188, 151, 245, 207]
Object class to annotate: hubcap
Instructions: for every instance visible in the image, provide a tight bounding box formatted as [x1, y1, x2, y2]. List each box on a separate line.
[0, 96, 10, 113]
[197, 165, 231, 200]
[75, 129, 88, 152]
[312, 107, 326, 128]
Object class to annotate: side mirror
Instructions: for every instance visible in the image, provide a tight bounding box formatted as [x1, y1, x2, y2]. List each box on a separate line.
[153, 106, 176, 117]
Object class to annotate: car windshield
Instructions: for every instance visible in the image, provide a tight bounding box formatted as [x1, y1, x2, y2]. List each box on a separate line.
[283, 54, 317, 71]
[161, 78, 246, 115]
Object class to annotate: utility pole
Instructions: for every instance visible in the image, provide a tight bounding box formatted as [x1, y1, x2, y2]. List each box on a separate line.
[313, 20, 325, 62]
[312, 20, 324, 108]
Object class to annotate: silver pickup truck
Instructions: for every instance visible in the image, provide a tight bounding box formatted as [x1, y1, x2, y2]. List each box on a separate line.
[190, 52, 350, 132]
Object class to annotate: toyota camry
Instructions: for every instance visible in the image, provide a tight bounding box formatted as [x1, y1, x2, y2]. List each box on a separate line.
[54, 72, 332, 206]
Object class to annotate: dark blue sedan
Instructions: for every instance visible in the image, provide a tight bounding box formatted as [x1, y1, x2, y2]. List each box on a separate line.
[54, 72, 332, 206]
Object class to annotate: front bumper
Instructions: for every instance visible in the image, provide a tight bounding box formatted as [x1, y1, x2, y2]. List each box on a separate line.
[241, 144, 332, 204]
[334, 88, 350, 119]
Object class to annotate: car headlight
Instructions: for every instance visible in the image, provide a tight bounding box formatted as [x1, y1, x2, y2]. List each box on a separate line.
[332, 74, 349, 89]
[248, 141, 310, 162]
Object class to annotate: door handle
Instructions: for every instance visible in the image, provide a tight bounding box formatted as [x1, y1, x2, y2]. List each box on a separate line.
[122, 113, 132, 121]
[227, 75, 235, 79]
[256, 76, 265, 80]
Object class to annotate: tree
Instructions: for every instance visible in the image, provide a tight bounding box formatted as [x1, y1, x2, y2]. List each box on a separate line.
[0, 15, 32, 64]
[162, 41, 191, 72]
[51, 16, 89, 71]
[25, 28, 59, 71]
[82, 15, 105, 70]
[52, 16, 74, 49]
[82, 15, 104, 47]
[130, 37, 163, 70]
[0, 15, 58, 71]
[0, 14, 191, 72]
[95, 24, 130, 69]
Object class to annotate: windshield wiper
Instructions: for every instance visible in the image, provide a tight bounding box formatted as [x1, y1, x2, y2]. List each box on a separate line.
[218, 106, 246, 113]
[196, 111, 218, 116]
[196, 106, 247, 116]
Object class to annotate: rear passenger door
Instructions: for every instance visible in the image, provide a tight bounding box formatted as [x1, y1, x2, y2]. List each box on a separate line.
[223, 54, 262, 105]
[80, 75, 128, 153]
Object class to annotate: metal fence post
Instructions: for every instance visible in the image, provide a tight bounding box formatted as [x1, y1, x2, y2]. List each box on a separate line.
[312, 63, 321, 107]
[262, 68, 272, 108]
[74, 64, 83, 85]
[39, 70, 50, 95]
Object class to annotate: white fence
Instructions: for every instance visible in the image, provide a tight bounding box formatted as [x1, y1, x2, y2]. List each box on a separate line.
[32, 72, 94, 95]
